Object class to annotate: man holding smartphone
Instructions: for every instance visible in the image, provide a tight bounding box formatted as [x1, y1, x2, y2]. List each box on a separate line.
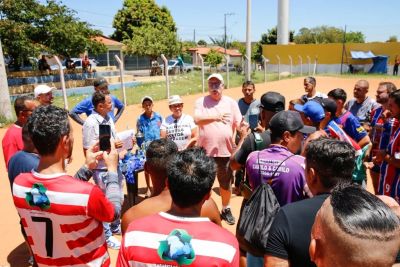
[83, 91, 124, 250]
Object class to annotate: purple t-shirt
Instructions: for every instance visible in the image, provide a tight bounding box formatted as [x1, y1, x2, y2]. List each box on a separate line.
[245, 145, 306, 206]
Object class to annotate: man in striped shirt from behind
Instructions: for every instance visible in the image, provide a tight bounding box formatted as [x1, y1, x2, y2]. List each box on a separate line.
[118, 147, 239, 266]
[12, 105, 122, 267]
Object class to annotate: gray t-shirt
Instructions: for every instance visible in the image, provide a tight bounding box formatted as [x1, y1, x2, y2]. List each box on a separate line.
[345, 96, 380, 122]
[238, 98, 260, 128]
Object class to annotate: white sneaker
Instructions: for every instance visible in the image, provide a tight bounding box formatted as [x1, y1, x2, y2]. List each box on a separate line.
[106, 236, 121, 250]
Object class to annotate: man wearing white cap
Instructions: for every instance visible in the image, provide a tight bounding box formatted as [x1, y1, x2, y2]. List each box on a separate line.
[160, 95, 197, 150]
[34, 84, 55, 105]
[194, 73, 243, 225]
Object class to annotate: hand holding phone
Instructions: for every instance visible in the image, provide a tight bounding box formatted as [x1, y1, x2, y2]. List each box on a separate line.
[248, 114, 259, 130]
[99, 124, 111, 151]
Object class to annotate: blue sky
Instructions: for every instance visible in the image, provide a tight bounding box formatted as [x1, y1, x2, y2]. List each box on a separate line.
[61, 0, 400, 43]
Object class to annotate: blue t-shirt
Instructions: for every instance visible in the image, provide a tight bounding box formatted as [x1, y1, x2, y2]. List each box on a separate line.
[8, 151, 39, 190]
[136, 112, 163, 142]
[71, 95, 124, 122]
[335, 111, 367, 142]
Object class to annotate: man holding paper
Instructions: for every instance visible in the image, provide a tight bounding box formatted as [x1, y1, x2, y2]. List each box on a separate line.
[82, 90, 126, 250]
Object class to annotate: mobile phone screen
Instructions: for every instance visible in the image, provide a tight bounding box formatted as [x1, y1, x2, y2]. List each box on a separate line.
[99, 124, 111, 151]
[248, 114, 259, 130]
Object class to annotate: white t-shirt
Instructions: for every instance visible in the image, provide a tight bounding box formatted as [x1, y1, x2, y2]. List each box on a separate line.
[160, 114, 197, 150]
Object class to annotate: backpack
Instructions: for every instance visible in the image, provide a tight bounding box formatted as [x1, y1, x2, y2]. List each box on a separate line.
[237, 152, 294, 256]
[237, 182, 280, 256]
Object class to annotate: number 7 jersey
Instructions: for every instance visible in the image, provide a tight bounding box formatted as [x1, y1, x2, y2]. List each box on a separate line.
[12, 171, 116, 267]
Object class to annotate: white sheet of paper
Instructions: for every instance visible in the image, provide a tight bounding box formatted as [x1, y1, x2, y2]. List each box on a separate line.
[116, 130, 135, 152]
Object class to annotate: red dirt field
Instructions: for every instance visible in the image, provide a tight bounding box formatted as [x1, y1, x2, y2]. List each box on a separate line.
[1, 75, 399, 266]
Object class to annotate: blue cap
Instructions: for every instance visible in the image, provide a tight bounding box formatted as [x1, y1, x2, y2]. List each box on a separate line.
[294, 100, 325, 122]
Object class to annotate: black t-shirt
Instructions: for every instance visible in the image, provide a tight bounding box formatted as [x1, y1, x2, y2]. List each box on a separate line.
[265, 193, 330, 267]
[234, 130, 271, 165]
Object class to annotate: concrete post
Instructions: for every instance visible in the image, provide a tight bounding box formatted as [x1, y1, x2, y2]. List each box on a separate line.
[298, 55, 302, 76]
[198, 54, 205, 94]
[225, 55, 230, 88]
[54, 56, 68, 110]
[114, 55, 127, 106]
[161, 54, 170, 98]
[276, 55, 281, 80]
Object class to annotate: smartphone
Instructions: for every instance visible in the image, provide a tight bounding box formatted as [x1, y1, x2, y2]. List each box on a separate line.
[248, 114, 259, 130]
[99, 124, 111, 151]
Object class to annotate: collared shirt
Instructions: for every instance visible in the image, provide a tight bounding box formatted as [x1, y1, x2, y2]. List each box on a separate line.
[71, 95, 124, 122]
[82, 111, 117, 150]
[136, 112, 163, 143]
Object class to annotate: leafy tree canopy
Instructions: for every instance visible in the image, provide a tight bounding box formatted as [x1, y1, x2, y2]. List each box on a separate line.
[386, 35, 398, 42]
[112, 0, 179, 58]
[0, 0, 105, 70]
[204, 49, 222, 67]
[294, 26, 365, 44]
[197, 39, 207, 46]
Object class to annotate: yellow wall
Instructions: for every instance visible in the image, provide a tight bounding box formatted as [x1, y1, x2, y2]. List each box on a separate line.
[262, 42, 400, 65]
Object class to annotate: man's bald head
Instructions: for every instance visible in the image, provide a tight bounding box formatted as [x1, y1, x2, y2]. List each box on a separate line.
[310, 184, 400, 267]
[354, 80, 369, 101]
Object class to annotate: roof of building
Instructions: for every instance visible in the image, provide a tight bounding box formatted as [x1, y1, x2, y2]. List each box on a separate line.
[188, 46, 242, 57]
[93, 35, 124, 47]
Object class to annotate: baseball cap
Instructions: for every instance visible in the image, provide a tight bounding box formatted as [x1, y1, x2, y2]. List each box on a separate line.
[321, 98, 337, 117]
[93, 77, 108, 88]
[168, 95, 183, 105]
[207, 73, 224, 84]
[259, 92, 285, 112]
[294, 100, 325, 123]
[34, 84, 56, 97]
[269, 110, 316, 134]
[141, 96, 153, 103]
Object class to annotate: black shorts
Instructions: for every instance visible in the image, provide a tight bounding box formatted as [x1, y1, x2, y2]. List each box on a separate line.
[214, 157, 233, 190]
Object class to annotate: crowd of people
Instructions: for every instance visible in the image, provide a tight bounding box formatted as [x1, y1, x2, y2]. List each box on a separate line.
[2, 73, 400, 267]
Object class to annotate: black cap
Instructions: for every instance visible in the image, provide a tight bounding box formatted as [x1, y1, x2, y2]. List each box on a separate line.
[269, 110, 316, 135]
[93, 77, 108, 88]
[259, 92, 285, 112]
[321, 98, 337, 117]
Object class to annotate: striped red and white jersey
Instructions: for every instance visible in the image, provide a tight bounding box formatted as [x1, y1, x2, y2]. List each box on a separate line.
[117, 212, 239, 267]
[13, 171, 116, 267]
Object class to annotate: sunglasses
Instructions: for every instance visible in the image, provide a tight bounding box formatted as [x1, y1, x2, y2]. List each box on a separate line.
[170, 104, 183, 108]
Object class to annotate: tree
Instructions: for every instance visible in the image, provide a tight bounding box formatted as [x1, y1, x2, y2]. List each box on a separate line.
[253, 27, 294, 63]
[204, 49, 222, 70]
[197, 39, 207, 46]
[294, 26, 365, 44]
[231, 41, 245, 56]
[387, 35, 398, 42]
[112, 0, 180, 58]
[209, 36, 232, 49]
[0, 0, 105, 70]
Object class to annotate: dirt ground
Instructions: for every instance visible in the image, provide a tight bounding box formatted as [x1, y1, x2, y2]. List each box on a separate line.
[1, 75, 399, 266]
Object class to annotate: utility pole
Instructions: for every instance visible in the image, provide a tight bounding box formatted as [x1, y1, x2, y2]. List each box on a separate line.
[193, 29, 196, 44]
[224, 13, 234, 56]
[340, 25, 347, 75]
[245, 0, 251, 81]
[0, 39, 12, 121]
